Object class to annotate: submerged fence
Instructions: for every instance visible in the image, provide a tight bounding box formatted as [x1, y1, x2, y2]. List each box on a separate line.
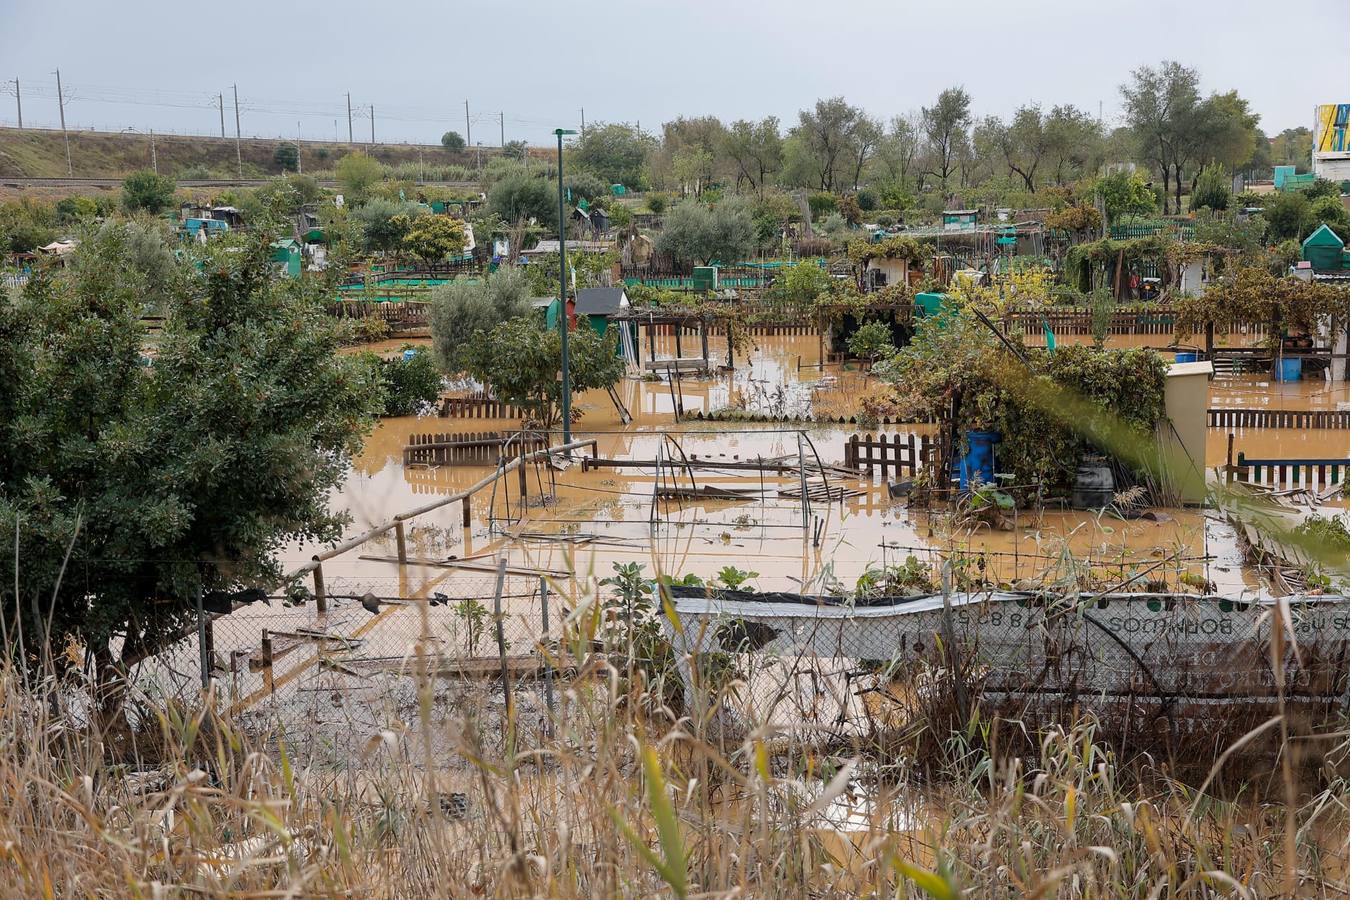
[439, 392, 526, 419]
[403, 430, 547, 466]
[1209, 408, 1350, 430]
[843, 433, 935, 478]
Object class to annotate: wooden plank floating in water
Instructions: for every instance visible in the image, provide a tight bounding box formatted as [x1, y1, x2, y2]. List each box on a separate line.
[402, 431, 547, 466]
[655, 485, 760, 501]
[1208, 408, 1350, 430]
[778, 481, 865, 502]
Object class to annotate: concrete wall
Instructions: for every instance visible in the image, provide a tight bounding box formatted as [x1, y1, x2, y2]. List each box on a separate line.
[1160, 361, 1212, 504]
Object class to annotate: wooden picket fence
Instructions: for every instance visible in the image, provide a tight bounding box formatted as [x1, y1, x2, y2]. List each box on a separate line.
[842, 433, 934, 478]
[439, 392, 525, 419]
[1004, 308, 1178, 336]
[1208, 408, 1350, 430]
[1224, 453, 1349, 492]
[403, 431, 546, 466]
[330, 300, 430, 329]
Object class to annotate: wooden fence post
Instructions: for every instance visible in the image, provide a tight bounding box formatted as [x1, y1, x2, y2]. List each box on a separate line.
[312, 557, 327, 613]
[261, 629, 274, 695]
[394, 520, 408, 564]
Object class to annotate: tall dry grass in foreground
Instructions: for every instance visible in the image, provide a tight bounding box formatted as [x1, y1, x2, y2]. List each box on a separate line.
[2, 626, 1350, 898]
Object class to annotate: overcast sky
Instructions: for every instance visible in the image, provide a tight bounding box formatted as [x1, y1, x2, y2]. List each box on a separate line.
[1, 0, 1343, 147]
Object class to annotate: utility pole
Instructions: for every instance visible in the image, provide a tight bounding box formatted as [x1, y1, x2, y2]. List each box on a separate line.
[296, 121, 302, 174]
[150, 129, 157, 174]
[346, 92, 353, 144]
[54, 68, 71, 176]
[14, 78, 22, 128]
[232, 83, 242, 177]
[500, 111, 505, 147]
[217, 92, 225, 137]
[580, 107, 585, 136]
[370, 105, 375, 146]
[464, 99, 471, 147]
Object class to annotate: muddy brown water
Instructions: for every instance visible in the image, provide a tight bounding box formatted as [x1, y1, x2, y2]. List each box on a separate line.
[282, 332, 1348, 600]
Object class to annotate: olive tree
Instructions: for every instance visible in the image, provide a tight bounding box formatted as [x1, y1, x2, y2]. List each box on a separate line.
[428, 266, 534, 373]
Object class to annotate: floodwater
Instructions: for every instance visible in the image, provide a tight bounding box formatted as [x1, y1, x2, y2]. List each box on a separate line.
[276, 330, 1350, 605]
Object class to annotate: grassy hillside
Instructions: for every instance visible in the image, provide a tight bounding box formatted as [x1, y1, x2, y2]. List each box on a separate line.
[0, 126, 495, 179]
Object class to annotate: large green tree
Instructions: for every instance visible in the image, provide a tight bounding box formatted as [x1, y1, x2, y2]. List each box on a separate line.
[572, 123, 654, 189]
[1121, 61, 1199, 214]
[653, 197, 757, 265]
[487, 173, 555, 227]
[465, 316, 625, 426]
[920, 87, 972, 195]
[791, 97, 877, 192]
[0, 228, 382, 685]
[121, 170, 177, 214]
[428, 266, 533, 373]
[353, 198, 425, 252]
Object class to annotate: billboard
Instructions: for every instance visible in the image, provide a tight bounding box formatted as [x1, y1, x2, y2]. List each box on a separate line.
[1314, 103, 1350, 155]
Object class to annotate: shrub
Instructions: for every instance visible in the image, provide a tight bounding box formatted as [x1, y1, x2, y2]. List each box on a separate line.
[846, 321, 895, 363]
[273, 142, 299, 172]
[1190, 164, 1230, 212]
[441, 131, 466, 152]
[353, 198, 425, 252]
[121, 170, 176, 214]
[645, 192, 669, 215]
[807, 191, 839, 221]
[429, 267, 533, 373]
[378, 346, 443, 416]
[488, 173, 555, 226]
[335, 152, 383, 200]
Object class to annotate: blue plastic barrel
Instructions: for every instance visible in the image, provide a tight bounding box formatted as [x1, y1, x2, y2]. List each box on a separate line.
[1276, 357, 1302, 382]
[954, 430, 1002, 489]
[1174, 351, 1198, 363]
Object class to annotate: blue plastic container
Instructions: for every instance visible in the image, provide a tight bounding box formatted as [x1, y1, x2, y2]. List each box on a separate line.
[1174, 351, 1198, 363]
[402, 348, 417, 362]
[1276, 357, 1302, 382]
[954, 430, 1002, 490]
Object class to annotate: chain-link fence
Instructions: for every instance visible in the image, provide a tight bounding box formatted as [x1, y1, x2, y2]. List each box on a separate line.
[133, 570, 564, 761]
[659, 587, 1350, 754]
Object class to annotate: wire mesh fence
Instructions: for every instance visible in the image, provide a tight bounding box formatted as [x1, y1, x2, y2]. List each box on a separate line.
[131, 564, 1350, 766]
[132, 570, 564, 760]
[658, 586, 1350, 756]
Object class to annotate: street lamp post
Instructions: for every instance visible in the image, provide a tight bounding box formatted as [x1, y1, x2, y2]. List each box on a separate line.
[555, 128, 578, 447]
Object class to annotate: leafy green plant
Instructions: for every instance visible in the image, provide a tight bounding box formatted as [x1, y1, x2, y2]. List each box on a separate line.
[452, 597, 489, 655]
[121, 170, 177, 214]
[712, 566, 758, 590]
[376, 346, 443, 416]
[846, 321, 896, 364]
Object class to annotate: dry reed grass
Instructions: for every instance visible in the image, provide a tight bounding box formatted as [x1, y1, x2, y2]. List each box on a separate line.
[4, 594, 1350, 900]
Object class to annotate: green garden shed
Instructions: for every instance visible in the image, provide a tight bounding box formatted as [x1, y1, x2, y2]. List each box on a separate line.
[1303, 224, 1346, 271]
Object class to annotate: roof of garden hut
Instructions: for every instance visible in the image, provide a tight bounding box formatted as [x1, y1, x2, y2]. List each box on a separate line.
[574, 286, 627, 316]
[1304, 223, 1345, 250]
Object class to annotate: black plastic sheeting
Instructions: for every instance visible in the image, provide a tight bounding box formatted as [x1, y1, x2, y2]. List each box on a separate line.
[662, 584, 974, 608]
